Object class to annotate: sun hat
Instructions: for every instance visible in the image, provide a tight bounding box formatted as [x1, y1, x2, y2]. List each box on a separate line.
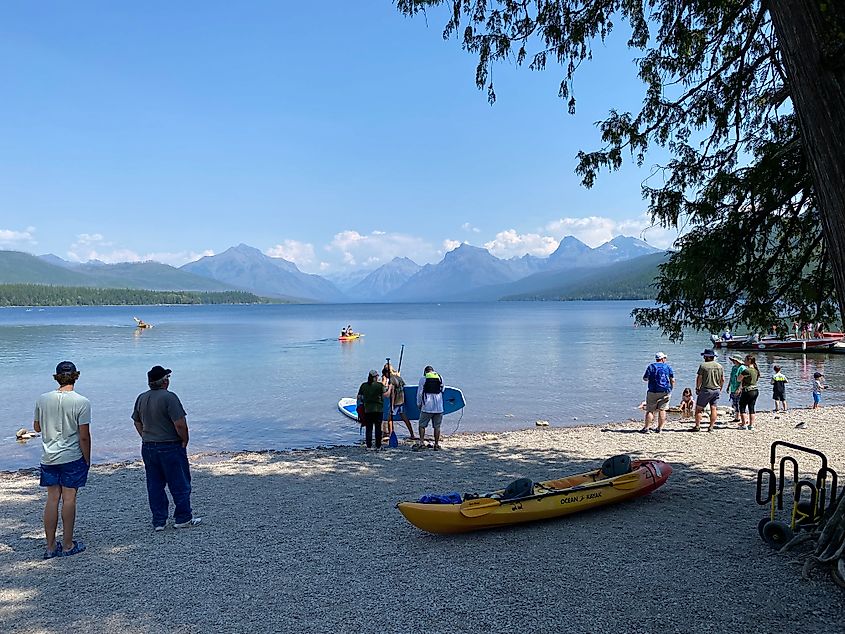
[655, 352, 667, 360]
[701, 348, 716, 357]
[730, 355, 744, 364]
[55, 361, 77, 374]
[147, 365, 172, 382]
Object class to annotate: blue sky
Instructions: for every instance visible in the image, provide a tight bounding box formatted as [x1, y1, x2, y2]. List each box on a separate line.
[0, 1, 679, 273]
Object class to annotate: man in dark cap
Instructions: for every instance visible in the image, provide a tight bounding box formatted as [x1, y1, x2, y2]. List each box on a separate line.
[132, 365, 201, 531]
[33, 361, 91, 558]
[693, 349, 724, 432]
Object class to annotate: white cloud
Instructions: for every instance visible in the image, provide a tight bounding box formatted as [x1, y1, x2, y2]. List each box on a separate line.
[0, 226, 36, 245]
[326, 230, 435, 269]
[441, 239, 462, 253]
[614, 214, 681, 250]
[75, 233, 110, 247]
[266, 240, 316, 267]
[544, 214, 681, 249]
[145, 250, 216, 267]
[461, 222, 481, 234]
[484, 230, 558, 258]
[544, 216, 618, 247]
[66, 233, 215, 266]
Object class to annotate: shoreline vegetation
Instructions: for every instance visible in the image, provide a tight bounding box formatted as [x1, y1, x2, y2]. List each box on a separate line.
[0, 282, 658, 307]
[0, 284, 287, 307]
[1, 406, 843, 631]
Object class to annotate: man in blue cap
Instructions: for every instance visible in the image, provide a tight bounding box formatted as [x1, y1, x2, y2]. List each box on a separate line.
[33, 361, 91, 558]
[693, 349, 724, 432]
[132, 365, 201, 531]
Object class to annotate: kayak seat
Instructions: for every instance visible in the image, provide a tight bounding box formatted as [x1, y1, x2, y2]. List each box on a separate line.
[600, 454, 632, 478]
[501, 477, 534, 501]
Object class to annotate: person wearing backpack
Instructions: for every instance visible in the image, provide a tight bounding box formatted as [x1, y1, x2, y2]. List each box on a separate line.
[415, 365, 444, 450]
[383, 363, 416, 440]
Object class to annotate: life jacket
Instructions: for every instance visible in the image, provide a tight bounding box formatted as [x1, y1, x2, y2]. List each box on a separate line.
[422, 371, 443, 394]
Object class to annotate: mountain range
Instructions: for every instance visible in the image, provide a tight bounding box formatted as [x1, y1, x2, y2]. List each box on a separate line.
[0, 234, 665, 303]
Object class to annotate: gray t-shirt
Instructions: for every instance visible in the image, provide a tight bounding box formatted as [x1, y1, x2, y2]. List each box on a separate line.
[34, 390, 91, 465]
[132, 388, 187, 442]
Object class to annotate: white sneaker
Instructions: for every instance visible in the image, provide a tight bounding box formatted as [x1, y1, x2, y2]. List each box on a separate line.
[173, 517, 202, 529]
[154, 525, 166, 532]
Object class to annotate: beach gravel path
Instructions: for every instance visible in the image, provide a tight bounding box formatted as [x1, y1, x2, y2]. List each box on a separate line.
[1, 407, 844, 633]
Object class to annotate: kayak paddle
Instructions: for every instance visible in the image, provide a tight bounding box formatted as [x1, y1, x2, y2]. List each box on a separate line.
[459, 498, 501, 517]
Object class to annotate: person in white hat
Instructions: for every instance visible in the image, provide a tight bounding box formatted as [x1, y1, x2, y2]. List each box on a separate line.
[640, 352, 675, 433]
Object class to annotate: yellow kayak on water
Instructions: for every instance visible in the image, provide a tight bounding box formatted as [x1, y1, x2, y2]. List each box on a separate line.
[338, 332, 363, 341]
[396, 458, 672, 534]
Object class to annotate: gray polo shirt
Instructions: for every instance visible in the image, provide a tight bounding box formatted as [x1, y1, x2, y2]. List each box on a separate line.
[132, 388, 186, 442]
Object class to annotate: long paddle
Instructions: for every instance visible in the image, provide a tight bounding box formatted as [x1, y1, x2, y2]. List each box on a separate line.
[459, 497, 501, 517]
[385, 356, 393, 434]
[458, 471, 643, 518]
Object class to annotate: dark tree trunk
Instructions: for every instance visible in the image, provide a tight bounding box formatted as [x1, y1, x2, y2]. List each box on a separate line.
[769, 0, 845, 321]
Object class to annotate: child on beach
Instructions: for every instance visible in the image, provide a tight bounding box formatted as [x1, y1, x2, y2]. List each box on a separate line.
[812, 372, 825, 409]
[679, 388, 694, 418]
[771, 365, 788, 412]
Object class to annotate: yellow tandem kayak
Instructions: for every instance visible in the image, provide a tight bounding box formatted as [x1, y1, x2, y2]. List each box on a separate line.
[396, 458, 672, 534]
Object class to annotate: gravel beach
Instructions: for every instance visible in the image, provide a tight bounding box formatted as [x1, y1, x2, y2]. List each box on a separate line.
[2, 406, 844, 633]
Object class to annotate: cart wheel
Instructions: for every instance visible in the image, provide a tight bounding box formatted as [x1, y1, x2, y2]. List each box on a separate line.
[795, 501, 814, 526]
[761, 520, 794, 549]
[757, 517, 771, 540]
[833, 559, 845, 589]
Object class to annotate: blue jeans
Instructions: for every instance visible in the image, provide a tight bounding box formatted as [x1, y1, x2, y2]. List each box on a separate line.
[141, 442, 193, 527]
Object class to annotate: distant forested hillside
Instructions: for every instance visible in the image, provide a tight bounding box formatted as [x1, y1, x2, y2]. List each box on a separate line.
[0, 284, 280, 307]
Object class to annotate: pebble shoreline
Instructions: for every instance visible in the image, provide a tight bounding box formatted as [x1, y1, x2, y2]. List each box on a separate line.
[1, 406, 844, 633]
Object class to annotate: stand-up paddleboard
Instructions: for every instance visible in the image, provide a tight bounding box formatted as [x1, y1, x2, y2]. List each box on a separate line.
[337, 386, 466, 422]
[338, 398, 359, 421]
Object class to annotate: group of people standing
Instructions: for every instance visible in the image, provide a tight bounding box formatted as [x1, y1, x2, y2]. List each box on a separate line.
[640, 348, 826, 433]
[356, 364, 445, 451]
[32, 361, 200, 560]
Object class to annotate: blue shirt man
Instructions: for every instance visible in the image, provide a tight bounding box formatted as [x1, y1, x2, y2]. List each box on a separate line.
[641, 352, 675, 433]
[643, 355, 674, 393]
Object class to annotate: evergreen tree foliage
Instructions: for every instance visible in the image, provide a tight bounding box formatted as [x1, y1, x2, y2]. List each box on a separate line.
[396, 0, 845, 340]
[0, 285, 279, 307]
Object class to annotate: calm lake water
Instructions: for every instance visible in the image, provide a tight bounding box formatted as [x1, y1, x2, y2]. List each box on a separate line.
[1, 301, 840, 470]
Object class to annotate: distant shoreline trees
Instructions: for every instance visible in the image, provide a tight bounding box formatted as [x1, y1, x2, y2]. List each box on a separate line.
[0, 284, 282, 307]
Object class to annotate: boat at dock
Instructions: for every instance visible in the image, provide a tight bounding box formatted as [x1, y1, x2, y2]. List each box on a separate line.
[711, 333, 842, 352]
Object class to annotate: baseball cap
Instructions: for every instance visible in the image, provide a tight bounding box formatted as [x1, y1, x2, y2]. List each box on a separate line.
[55, 361, 77, 374]
[655, 352, 667, 360]
[813, 372, 823, 378]
[368, 369, 379, 379]
[147, 365, 172, 382]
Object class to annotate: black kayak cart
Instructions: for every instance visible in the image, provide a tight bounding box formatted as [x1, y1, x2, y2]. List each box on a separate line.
[755, 441, 840, 549]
